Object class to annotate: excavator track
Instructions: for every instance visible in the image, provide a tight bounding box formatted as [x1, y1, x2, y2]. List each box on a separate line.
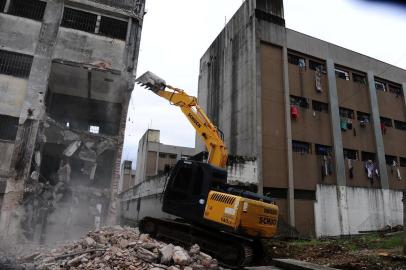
[139, 217, 259, 269]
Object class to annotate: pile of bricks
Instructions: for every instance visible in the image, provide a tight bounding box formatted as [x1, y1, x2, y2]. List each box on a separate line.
[26, 226, 220, 270]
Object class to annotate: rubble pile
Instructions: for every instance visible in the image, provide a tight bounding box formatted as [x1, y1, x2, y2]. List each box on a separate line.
[26, 226, 220, 270]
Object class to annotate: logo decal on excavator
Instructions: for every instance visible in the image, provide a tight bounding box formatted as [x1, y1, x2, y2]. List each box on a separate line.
[259, 216, 277, 225]
[188, 113, 201, 128]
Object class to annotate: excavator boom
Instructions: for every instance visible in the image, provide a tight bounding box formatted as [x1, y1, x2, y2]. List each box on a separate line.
[136, 71, 228, 168]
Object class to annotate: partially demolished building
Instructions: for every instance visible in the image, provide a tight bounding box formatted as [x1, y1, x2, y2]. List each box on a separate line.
[0, 0, 145, 244]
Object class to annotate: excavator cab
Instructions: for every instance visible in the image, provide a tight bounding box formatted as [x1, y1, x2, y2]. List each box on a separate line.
[162, 159, 227, 224]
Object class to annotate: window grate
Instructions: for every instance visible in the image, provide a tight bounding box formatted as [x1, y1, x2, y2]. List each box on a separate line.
[8, 0, 46, 21]
[0, 0, 6, 13]
[0, 115, 19, 141]
[315, 144, 332, 156]
[361, 151, 376, 162]
[388, 84, 403, 96]
[61, 7, 97, 33]
[339, 107, 354, 119]
[290, 95, 309, 108]
[292, 140, 311, 154]
[0, 50, 33, 78]
[344, 148, 358, 160]
[394, 120, 406, 131]
[380, 117, 392, 127]
[309, 60, 326, 73]
[385, 155, 397, 165]
[356, 111, 370, 121]
[312, 100, 328, 113]
[288, 53, 306, 68]
[353, 73, 366, 85]
[400, 157, 406, 167]
[99, 16, 128, 40]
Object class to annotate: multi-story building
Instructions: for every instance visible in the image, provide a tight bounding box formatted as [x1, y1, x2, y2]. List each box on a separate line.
[134, 129, 195, 185]
[198, 0, 406, 237]
[0, 0, 145, 244]
[119, 160, 136, 193]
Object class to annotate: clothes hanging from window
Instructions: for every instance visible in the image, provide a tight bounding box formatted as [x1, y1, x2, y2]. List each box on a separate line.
[340, 118, 348, 131]
[327, 156, 333, 175]
[391, 160, 402, 180]
[353, 128, 357, 137]
[323, 155, 329, 176]
[380, 122, 386, 135]
[315, 68, 322, 92]
[347, 158, 354, 179]
[291, 105, 299, 119]
[365, 160, 374, 184]
[347, 119, 353, 130]
[360, 118, 369, 128]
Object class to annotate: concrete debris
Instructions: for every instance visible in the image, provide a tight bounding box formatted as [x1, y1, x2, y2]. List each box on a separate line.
[24, 226, 220, 270]
[63, 141, 81, 157]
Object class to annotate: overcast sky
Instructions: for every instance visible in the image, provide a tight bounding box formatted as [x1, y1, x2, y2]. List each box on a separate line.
[122, 0, 406, 164]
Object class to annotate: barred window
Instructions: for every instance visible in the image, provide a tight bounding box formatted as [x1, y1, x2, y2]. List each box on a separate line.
[385, 155, 397, 165]
[290, 95, 309, 108]
[315, 144, 332, 156]
[99, 16, 128, 40]
[380, 117, 392, 127]
[388, 83, 403, 96]
[400, 157, 406, 167]
[357, 111, 370, 121]
[394, 120, 406, 131]
[339, 107, 354, 119]
[361, 151, 376, 162]
[292, 140, 311, 154]
[353, 73, 366, 85]
[335, 68, 350, 80]
[288, 54, 306, 67]
[61, 7, 97, 33]
[312, 100, 328, 113]
[343, 148, 358, 160]
[0, 0, 6, 13]
[8, 0, 46, 21]
[0, 115, 19, 141]
[0, 50, 33, 78]
[309, 60, 325, 72]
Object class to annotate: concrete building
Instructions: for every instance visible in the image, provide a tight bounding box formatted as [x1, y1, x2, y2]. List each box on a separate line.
[134, 129, 195, 185]
[119, 160, 136, 193]
[197, 0, 406, 237]
[0, 0, 145, 244]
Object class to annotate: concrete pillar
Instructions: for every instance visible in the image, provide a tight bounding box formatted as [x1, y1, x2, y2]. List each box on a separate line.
[326, 59, 346, 186]
[367, 72, 389, 189]
[402, 83, 406, 111]
[282, 46, 295, 227]
[326, 59, 349, 235]
[0, 0, 64, 242]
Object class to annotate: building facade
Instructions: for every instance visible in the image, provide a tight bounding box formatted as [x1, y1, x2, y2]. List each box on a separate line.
[0, 0, 145, 244]
[198, 0, 406, 237]
[134, 129, 195, 185]
[119, 160, 136, 193]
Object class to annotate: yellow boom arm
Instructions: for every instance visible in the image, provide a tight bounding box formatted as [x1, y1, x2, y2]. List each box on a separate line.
[136, 72, 228, 169]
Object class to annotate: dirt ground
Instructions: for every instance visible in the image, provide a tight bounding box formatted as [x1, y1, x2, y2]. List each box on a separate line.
[263, 232, 406, 270]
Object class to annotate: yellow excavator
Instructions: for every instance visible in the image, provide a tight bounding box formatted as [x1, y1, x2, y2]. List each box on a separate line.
[135, 71, 278, 268]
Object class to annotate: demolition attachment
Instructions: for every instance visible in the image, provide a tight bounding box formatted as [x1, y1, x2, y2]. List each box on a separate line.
[135, 71, 166, 93]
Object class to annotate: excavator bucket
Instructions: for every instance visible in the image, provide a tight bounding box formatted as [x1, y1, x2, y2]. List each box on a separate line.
[135, 71, 166, 93]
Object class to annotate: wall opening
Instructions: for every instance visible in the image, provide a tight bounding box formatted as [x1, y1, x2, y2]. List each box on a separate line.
[0, 114, 19, 141]
[0, 0, 6, 12]
[8, 0, 46, 21]
[61, 7, 97, 33]
[0, 50, 33, 78]
[99, 16, 128, 40]
[343, 148, 358, 160]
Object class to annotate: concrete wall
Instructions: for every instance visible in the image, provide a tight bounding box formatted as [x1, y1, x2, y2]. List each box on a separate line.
[0, 75, 28, 117]
[0, 142, 14, 175]
[314, 184, 404, 237]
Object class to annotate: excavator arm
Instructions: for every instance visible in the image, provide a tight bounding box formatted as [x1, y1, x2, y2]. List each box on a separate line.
[136, 71, 228, 168]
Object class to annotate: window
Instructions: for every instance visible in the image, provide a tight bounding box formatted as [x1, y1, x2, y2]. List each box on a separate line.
[385, 155, 397, 165]
[292, 140, 311, 154]
[335, 68, 350, 80]
[89, 125, 100, 134]
[0, 0, 6, 12]
[394, 120, 406, 131]
[357, 111, 370, 121]
[290, 95, 309, 108]
[312, 100, 328, 113]
[343, 149, 358, 160]
[388, 84, 403, 96]
[315, 144, 332, 156]
[159, 153, 167, 158]
[353, 73, 366, 85]
[375, 80, 386, 91]
[0, 115, 19, 141]
[288, 54, 306, 68]
[361, 151, 376, 162]
[169, 154, 177, 159]
[339, 107, 354, 119]
[99, 16, 128, 40]
[8, 0, 46, 21]
[309, 60, 325, 73]
[400, 157, 406, 167]
[0, 50, 33, 78]
[380, 117, 392, 127]
[61, 8, 97, 33]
